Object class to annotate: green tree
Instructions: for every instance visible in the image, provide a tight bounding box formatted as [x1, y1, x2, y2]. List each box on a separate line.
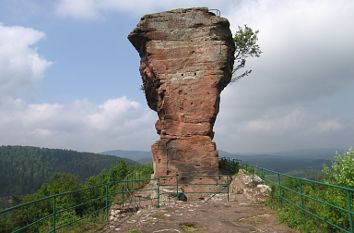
[319, 148, 354, 231]
[108, 161, 128, 182]
[323, 148, 354, 188]
[0, 173, 81, 233]
[272, 149, 354, 232]
[232, 25, 262, 82]
[0, 161, 153, 233]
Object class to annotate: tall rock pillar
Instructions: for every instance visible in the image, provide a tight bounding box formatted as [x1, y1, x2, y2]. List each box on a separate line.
[128, 8, 235, 180]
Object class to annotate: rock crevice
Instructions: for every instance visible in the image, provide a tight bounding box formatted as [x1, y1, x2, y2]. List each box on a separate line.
[128, 7, 235, 179]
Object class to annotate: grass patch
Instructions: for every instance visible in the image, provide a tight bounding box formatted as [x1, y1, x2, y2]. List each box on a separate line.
[238, 214, 267, 225]
[128, 229, 141, 233]
[151, 212, 166, 219]
[57, 213, 107, 233]
[180, 222, 206, 232]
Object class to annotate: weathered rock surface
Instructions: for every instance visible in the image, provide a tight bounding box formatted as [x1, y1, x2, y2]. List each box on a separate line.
[229, 169, 271, 203]
[103, 192, 296, 233]
[128, 8, 235, 179]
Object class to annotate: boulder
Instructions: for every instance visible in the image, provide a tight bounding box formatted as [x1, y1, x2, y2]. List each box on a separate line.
[230, 169, 271, 203]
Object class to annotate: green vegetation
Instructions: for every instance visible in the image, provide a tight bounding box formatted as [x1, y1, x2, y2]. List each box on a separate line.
[217, 150, 353, 232]
[323, 148, 354, 187]
[264, 148, 354, 233]
[0, 161, 153, 233]
[232, 25, 262, 82]
[55, 214, 107, 233]
[0, 145, 136, 198]
[180, 222, 205, 232]
[1, 148, 352, 233]
[127, 229, 141, 233]
[218, 157, 240, 175]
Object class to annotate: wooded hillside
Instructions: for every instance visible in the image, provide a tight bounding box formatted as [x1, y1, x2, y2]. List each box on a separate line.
[0, 145, 136, 196]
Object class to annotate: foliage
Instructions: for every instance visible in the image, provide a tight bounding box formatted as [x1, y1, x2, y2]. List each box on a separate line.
[218, 157, 240, 175]
[323, 148, 354, 188]
[180, 222, 204, 232]
[0, 145, 136, 197]
[264, 148, 354, 233]
[232, 25, 262, 82]
[0, 161, 153, 233]
[127, 229, 141, 233]
[56, 214, 107, 233]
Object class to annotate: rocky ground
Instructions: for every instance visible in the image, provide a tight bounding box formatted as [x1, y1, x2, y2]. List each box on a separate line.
[101, 193, 296, 233]
[100, 171, 297, 233]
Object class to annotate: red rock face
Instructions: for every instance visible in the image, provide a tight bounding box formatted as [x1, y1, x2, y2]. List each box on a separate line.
[128, 8, 235, 180]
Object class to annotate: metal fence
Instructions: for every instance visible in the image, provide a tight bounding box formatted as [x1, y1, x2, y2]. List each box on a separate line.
[2, 157, 353, 232]
[0, 174, 231, 233]
[250, 164, 354, 233]
[159, 174, 231, 201]
[0, 177, 155, 233]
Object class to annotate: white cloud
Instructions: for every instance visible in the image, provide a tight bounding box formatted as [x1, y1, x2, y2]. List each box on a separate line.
[0, 97, 157, 152]
[239, 109, 305, 132]
[317, 120, 343, 132]
[55, 0, 232, 20]
[215, 106, 353, 153]
[0, 23, 52, 97]
[222, 0, 354, 108]
[89, 97, 140, 130]
[56, 0, 101, 20]
[53, 0, 354, 153]
[2, 0, 354, 153]
[213, 0, 354, 152]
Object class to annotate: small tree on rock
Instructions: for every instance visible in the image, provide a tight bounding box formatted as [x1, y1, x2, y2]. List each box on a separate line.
[232, 25, 262, 82]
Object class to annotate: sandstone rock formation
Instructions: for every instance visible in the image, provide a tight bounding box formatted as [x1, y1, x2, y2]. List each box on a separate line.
[128, 8, 235, 180]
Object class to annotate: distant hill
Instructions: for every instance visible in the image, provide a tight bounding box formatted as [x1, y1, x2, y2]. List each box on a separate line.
[0, 145, 136, 197]
[103, 148, 339, 175]
[271, 148, 344, 159]
[102, 149, 152, 164]
[219, 148, 340, 173]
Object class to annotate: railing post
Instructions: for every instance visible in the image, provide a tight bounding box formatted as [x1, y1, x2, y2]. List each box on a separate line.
[105, 184, 109, 221]
[51, 196, 56, 233]
[277, 172, 282, 207]
[157, 178, 160, 208]
[347, 190, 353, 233]
[176, 176, 179, 197]
[227, 182, 230, 202]
[122, 181, 126, 207]
[300, 180, 305, 218]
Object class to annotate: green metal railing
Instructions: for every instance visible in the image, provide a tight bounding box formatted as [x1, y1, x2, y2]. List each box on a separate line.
[256, 168, 354, 233]
[0, 177, 157, 233]
[233, 159, 354, 233]
[3, 156, 352, 232]
[158, 174, 231, 201]
[0, 174, 231, 233]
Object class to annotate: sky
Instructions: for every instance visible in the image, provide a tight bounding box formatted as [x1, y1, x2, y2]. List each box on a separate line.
[0, 0, 353, 154]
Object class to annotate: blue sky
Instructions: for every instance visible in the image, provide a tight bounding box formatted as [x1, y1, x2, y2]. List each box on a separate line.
[0, 0, 353, 153]
[0, 1, 143, 103]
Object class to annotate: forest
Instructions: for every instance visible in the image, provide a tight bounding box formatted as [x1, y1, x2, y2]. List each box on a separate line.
[0, 145, 136, 198]
[0, 160, 153, 233]
[0, 146, 353, 233]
